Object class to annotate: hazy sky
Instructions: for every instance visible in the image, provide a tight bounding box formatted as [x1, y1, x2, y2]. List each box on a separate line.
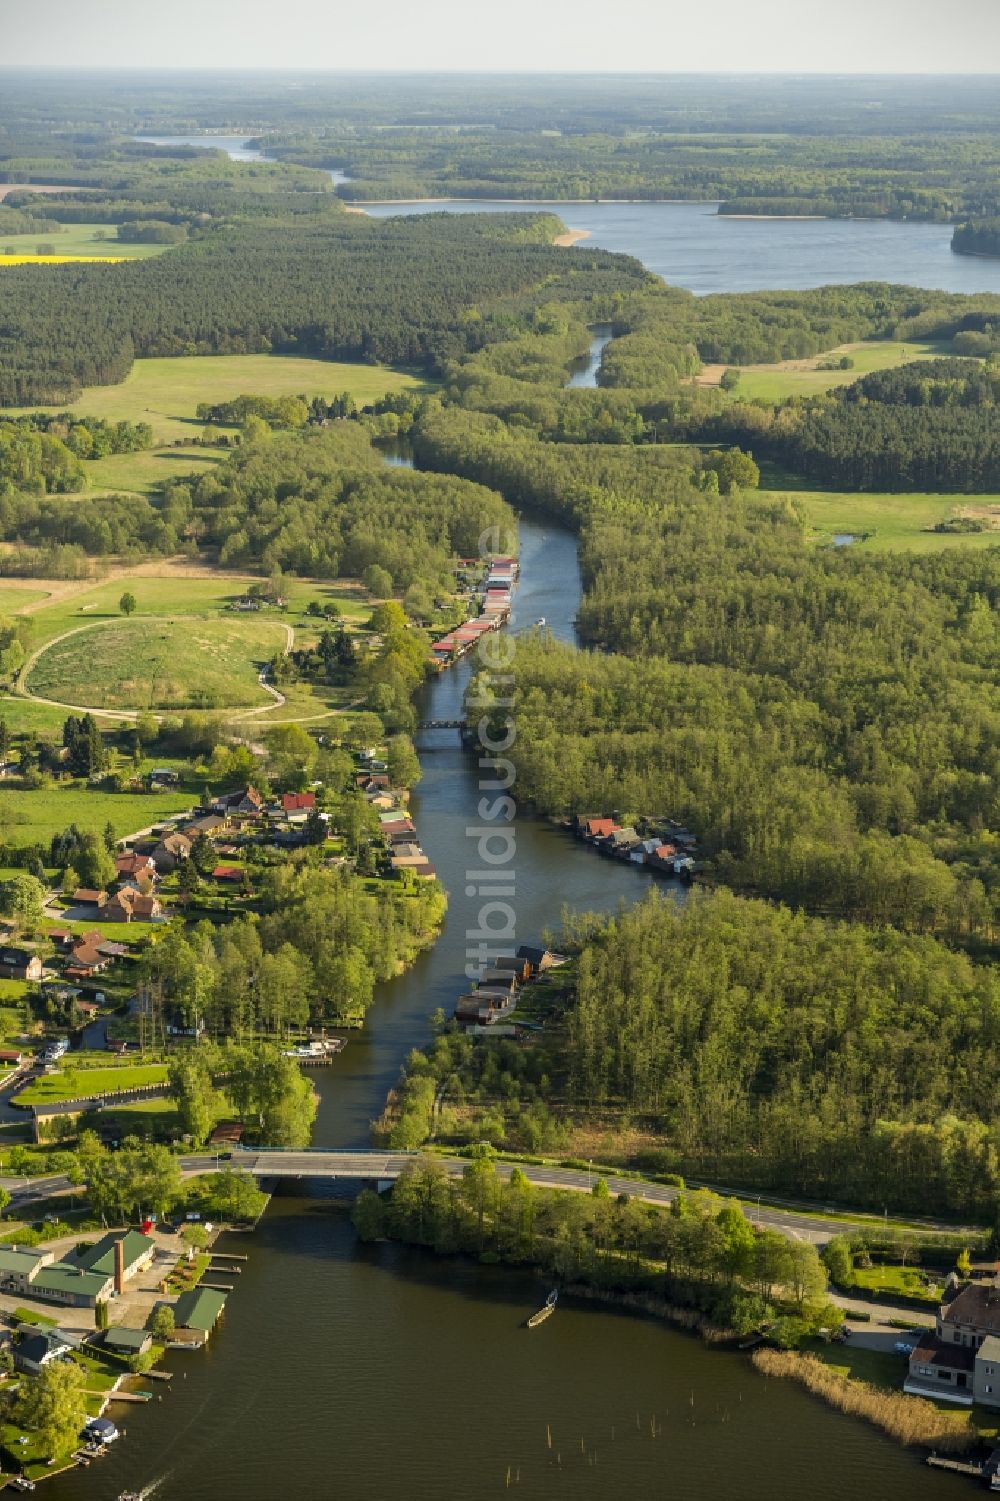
[4, 0, 1000, 72]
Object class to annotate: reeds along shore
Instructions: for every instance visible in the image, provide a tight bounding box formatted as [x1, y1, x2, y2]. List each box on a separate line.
[751, 1350, 977, 1454]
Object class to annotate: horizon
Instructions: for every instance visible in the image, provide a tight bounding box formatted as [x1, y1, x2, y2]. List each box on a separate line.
[5, 0, 1000, 74]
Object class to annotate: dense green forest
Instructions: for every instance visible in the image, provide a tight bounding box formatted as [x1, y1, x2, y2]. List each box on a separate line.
[0, 212, 643, 405]
[691, 357, 1000, 491]
[952, 218, 1000, 258]
[563, 892, 1000, 1218]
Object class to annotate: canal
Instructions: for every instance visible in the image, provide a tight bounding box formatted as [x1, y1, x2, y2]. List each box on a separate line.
[48, 462, 965, 1499]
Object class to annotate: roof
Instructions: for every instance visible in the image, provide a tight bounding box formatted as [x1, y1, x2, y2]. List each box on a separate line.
[212, 866, 242, 880]
[115, 853, 154, 874]
[104, 1326, 151, 1352]
[0, 1246, 48, 1277]
[32, 1262, 112, 1299]
[943, 1283, 1000, 1336]
[78, 1230, 155, 1278]
[979, 1335, 1000, 1363]
[174, 1286, 227, 1331]
[73, 889, 108, 903]
[156, 833, 192, 854]
[17, 1332, 64, 1364]
[910, 1335, 975, 1372]
[0, 947, 37, 966]
[282, 792, 315, 812]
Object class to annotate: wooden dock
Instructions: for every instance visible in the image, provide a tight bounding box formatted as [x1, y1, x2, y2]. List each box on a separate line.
[926, 1455, 984, 1478]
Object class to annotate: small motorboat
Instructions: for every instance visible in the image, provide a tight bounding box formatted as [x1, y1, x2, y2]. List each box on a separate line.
[527, 1289, 558, 1328]
[11, 1479, 37, 1493]
[534, 616, 546, 627]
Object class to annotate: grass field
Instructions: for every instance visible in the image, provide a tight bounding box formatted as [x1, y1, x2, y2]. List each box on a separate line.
[770, 486, 1000, 552]
[722, 339, 951, 400]
[27, 616, 289, 710]
[86, 445, 226, 496]
[0, 783, 192, 844]
[0, 222, 170, 260]
[851, 1264, 943, 1303]
[15, 1062, 168, 1106]
[13, 353, 428, 446]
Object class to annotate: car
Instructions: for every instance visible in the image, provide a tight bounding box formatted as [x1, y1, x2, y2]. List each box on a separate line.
[894, 1340, 915, 1356]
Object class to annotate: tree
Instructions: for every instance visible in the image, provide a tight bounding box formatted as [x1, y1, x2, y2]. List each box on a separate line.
[151, 1304, 175, 1341]
[12, 1359, 87, 1460]
[190, 831, 217, 878]
[75, 833, 116, 891]
[352, 1188, 386, 1241]
[785, 1240, 828, 1312]
[0, 873, 45, 931]
[211, 1168, 267, 1224]
[181, 1223, 209, 1258]
[119, 591, 137, 617]
[0, 1183, 11, 1219]
[177, 856, 201, 906]
[387, 733, 421, 790]
[168, 1054, 215, 1145]
[956, 1247, 973, 1278]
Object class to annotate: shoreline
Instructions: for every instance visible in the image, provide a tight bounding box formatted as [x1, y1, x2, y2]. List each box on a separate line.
[553, 227, 592, 247]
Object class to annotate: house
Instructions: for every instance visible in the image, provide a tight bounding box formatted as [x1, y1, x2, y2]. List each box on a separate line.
[76, 1000, 99, 1018]
[104, 1326, 153, 1358]
[0, 1048, 23, 1065]
[212, 866, 243, 883]
[209, 1120, 244, 1146]
[78, 1230, 156, 1286]
[281, 792, 316, 814]
[186, 814, 228, 838]
[73, 888, 109, 909]
[477, 969, 519, 996]
[47, 929, 74, 948]
[15, 1329, 72, 1374]
[579, 816, 615, 841]
[0, 947, 43, 982]
[488, 956, 532, 981]
[455, 992, 514, 1025]
[152, 832, 193, 871]
[173, 1287, 227, 1341]
[906, 1281, 1000, 1407]
[516, 945, 561, 974]
[115, 852, 157, 883]
[0, 1246, 54, 1296]
[104, 888, 162, 924]
[148, 767, 179, 786]
[212, 786, 264, 818]
[389, 842, 426, 867]
[67, 938, 110, 975]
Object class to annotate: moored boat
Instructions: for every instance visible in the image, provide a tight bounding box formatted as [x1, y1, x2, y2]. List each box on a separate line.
[527, 1289, 558, 1328]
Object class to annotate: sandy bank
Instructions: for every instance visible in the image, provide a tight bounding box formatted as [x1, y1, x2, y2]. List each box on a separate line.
[553, 228, 592, 247]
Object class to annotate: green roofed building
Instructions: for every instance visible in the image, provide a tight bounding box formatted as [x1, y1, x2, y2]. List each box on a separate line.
[105, 1326, 153, 1356]
[0, 1247, 53, 1296]
[77, 1231, 156, 1285]
[173, 1287, 227, 1337]
[32, 1262, 113, 1308]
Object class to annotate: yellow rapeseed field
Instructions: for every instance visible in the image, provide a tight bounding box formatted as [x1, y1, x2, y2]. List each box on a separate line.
[0, 254, 126, 265]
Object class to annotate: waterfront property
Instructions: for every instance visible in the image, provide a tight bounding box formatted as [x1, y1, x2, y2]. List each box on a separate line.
[77, 1230, 157, 1287]
[905, 1279, 1000, 1406]
[172, 1286, 227, 1344]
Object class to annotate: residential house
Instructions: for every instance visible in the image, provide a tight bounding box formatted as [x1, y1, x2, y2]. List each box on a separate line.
[104, 888, 162, 924]
[152, 832, 193, 871]
[148, 767, 179, 786]
[0, 947, 43, 982]
[281, 792, 316, 814]
[30, 1261, 113, 1308]
[15, 1329, 72, 1374]
[115, 852, 157, 884]
[212, 786, 264, 818]
[0, 1247, 54, 1296]
[73, 888, 109, 909]
[516, 945, 562, 974]
[66, 936, 111, 977]
[455, 992, 515, 1026]
[212, 866, 243, 883]
[906, 1281, 1000, 1406]
[389, 843, 428, 867]
[0, 1048, 24, 1066]
[578, 816, 615, 841]
[488, 955, 532, 982]
[477, 968, 519, 997]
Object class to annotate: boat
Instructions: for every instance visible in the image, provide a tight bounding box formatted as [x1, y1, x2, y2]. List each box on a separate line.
[527, 1289, 558, 1328]
[534, 617, 546, 627]
[11, 1480, 37, 1493]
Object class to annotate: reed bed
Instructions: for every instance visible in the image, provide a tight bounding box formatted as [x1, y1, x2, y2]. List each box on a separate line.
[751, 1349, 977, 1453]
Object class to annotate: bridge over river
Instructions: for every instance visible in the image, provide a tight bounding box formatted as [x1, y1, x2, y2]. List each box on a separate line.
[230, 1149, 864, 1245]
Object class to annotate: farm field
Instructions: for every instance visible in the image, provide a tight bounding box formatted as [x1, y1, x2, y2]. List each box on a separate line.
[25, 616, 289, 710]
[700, 339, 951, 399]
[767, 485, 1000, 552]
[12, 353, 428, 445]
[0, 222, 170, 260]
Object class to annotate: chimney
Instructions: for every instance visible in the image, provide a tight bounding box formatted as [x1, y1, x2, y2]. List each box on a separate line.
[114, 1238, 125, 1296]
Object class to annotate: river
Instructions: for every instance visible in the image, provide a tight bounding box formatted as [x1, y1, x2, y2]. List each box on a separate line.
[67, 147, 965, 1500]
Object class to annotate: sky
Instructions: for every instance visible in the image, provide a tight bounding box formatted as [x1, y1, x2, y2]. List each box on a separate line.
[3, 0, 1000, 72]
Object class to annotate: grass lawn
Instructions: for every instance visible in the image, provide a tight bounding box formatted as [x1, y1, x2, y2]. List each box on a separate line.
[26, 615, 288, 711]
[0, 585, 52, 614]
[15, 1062, 168, 1105]
[84, 445, 225, 497]
[813, 1343, 904, 1390]
[851, 1264, 943, 1302]
[0, 222, 172, 261]
[728, 339, 951, 400]
[0, 782, 192, 846]
[12, 353, 427, 445]
[765, 486, 996, 552]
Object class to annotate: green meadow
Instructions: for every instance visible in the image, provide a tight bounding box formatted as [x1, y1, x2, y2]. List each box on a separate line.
[730, 339, 951, 401]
